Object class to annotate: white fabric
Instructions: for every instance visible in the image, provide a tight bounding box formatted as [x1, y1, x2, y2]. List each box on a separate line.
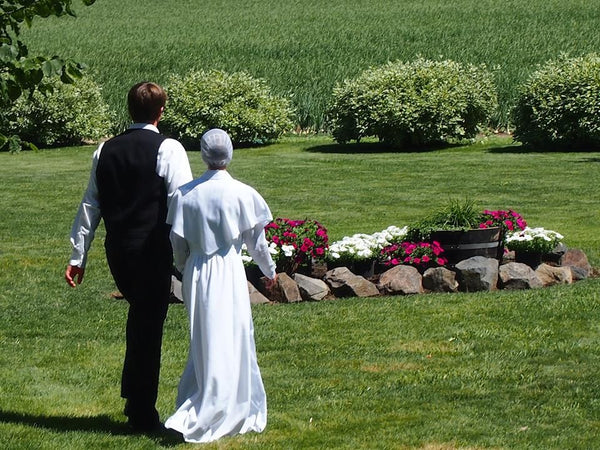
[68, 123, 193, 267]
[165, 169, 275, 443]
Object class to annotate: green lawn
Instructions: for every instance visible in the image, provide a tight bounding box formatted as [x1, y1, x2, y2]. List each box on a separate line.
[21, 0, 600, 129]
[1, 136, 599, 448]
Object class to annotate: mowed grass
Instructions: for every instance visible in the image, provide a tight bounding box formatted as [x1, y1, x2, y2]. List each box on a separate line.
[1, 136, 599, 449]
[21, 0, 600, 129]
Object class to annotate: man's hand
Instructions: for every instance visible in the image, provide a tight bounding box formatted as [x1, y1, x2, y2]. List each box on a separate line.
[65, 265, 85, 287]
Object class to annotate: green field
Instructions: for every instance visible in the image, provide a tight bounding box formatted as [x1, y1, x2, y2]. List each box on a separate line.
[1, 136, 599, 448]
[22, 0, 600, 130]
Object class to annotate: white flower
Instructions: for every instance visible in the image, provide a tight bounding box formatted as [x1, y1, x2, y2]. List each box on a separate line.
[281, 244, 295, 257]
[241, 243, 254, 263]
[327, 225, 408, 261]
[505, 226, 563, 253]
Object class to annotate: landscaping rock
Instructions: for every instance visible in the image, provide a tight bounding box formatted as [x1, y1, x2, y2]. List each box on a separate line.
[422, 266, 459, 293]
[270, 272, 302, 303]
[377, 265, 423, 295]
[546, 242, 567, 264]
[560, 248, 592, 280]
[248, 281, 271, 304]
[323, 266, 379, 298]
[293, 273, 331, 301]
[455, 256, 499, 292]
[535, 263, 573, 286]
[498, 262, 543, 290]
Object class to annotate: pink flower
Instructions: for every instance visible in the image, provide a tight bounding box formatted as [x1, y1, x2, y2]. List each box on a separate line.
[315, 247, 325, 255]
[422, 255, 430, 263]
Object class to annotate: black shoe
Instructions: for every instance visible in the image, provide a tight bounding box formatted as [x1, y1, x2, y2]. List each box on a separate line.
[126, 417, 163, 433]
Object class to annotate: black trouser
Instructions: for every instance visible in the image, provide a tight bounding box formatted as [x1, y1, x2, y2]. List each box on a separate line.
[105, 232, 172, 425]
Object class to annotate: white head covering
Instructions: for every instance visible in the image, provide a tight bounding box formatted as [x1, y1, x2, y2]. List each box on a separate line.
[201, 128, 233, 167]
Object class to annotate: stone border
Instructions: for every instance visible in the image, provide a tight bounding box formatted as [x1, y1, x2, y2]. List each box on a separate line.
[246, 248, 595, 304]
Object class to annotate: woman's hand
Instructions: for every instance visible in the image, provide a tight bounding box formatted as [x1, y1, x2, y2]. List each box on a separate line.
[264, 273, 278, 291]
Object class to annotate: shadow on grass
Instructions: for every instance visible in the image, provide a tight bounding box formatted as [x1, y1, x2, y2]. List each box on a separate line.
[304, 141, 459, 154]
[0, 409, 184, 446]
[487, 143, 600, 155]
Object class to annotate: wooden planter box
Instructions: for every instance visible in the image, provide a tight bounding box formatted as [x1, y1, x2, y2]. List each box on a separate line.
[430, 226, 502, 266]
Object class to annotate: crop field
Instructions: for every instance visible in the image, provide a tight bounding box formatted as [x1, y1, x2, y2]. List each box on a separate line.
[22, 0, 600, 131]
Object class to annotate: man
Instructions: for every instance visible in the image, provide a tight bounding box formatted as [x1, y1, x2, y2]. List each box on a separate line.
[65, 82, 193, 431]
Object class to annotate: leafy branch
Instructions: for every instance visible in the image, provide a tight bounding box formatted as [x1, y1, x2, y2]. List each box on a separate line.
[0, 0, 96, 152]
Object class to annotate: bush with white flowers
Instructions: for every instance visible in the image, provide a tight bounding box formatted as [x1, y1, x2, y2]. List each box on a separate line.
[326, 225, 408, 265]
[505, 227, 564, 254]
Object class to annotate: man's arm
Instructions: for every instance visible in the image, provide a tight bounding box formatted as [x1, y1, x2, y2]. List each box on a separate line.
[65, 146, 103, 286]
[157, 138, 193, 207]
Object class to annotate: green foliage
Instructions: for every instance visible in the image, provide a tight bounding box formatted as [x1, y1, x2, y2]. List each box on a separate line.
[0, 74, 111, 148]
[161, 70, 294, 147]
[513, 53, 600, 149]
[404, 198, 484, 241]
[0, 0, 96, 151]
[326, 58, 498, 147]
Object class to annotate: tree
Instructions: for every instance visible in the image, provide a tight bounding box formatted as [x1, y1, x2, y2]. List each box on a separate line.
[0, 0, 96, 152]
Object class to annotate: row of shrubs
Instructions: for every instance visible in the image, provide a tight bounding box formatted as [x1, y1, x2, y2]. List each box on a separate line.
[2, 53, 599, 150]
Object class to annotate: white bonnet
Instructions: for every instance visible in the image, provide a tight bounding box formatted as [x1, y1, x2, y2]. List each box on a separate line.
[200, 128, 233, 167]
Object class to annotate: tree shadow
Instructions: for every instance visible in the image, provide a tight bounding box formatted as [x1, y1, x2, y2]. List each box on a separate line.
[304, 140, 460, 154]
[0, 409, 184, 446]
[486, 143, 600, 154]
[577, 157, 600, 163]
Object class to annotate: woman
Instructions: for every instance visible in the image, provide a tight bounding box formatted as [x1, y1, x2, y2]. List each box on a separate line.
[165, 128, 277, 443]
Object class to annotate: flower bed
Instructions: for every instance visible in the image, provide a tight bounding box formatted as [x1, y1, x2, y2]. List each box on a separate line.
[242, 212, 566, 277]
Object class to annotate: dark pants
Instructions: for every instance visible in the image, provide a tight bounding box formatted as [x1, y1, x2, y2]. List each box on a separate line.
[105, 232, 172, 427]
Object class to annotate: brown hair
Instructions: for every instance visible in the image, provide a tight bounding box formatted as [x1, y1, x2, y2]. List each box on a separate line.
[127, 82, 167, 123]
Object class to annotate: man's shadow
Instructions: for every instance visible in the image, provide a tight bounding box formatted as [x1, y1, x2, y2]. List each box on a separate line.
[0, 409, 184, 446]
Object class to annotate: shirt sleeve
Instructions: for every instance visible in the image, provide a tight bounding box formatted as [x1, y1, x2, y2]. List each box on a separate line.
[242, 225, 276, 280]
[68, 145, 103, 268]
[156, 138, 193, 209]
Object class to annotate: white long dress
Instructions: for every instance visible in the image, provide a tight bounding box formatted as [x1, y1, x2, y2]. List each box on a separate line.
[164, 170, 276, 443]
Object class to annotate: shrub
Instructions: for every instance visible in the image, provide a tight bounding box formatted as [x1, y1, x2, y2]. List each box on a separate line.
[162, 70, 294, 147]
[505, 227, 564, 254]
[326, 58, 498, 147]
[0, 75, 112, 148]
[512, 53, 600, 149]
[380, 240, 447, 271]
[264, 218, 328, 275]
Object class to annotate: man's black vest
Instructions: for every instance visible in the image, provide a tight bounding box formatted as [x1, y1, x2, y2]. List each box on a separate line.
[96, 128, 168, 246]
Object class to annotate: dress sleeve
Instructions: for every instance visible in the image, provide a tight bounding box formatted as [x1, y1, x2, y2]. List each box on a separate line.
[170, 229, 189, 273]
[68, 146, 103, 268]
[242, 226, 276, 279]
